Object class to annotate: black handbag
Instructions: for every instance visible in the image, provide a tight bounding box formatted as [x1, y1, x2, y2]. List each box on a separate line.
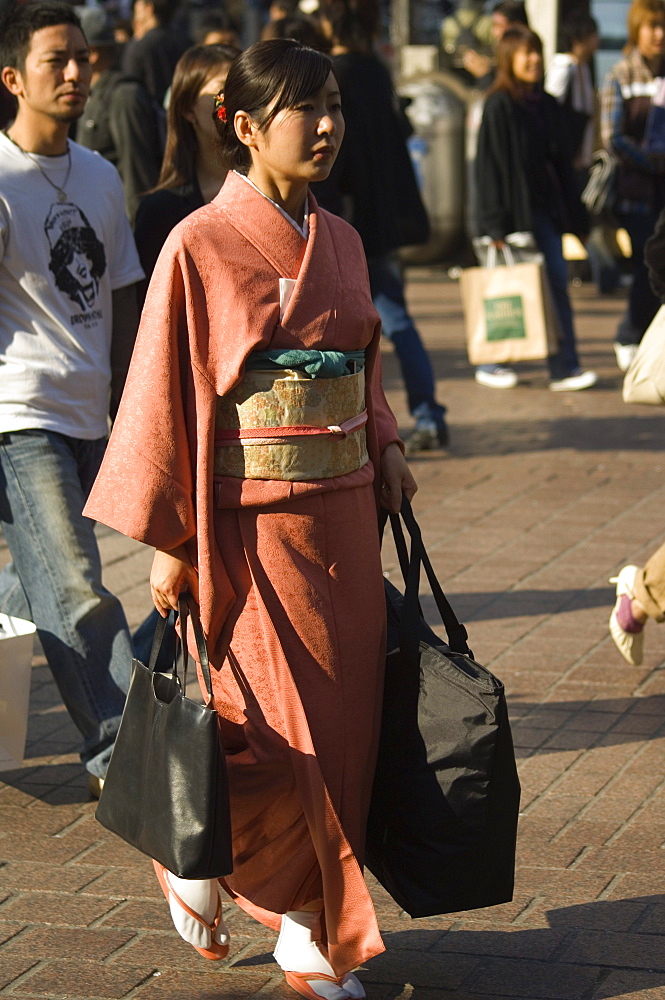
[95, 594, 233, 879]
[366, 499, 520, 917]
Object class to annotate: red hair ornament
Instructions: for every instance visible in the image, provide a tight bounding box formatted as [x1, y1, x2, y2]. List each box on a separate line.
[215, 94, 227, 123]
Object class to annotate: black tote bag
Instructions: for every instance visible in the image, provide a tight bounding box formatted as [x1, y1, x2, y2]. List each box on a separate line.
[96, 594, 233, 879]
[366, 500, 520, 917]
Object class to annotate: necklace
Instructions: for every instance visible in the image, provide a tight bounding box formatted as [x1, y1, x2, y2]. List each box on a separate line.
[3, 131, 72, 203]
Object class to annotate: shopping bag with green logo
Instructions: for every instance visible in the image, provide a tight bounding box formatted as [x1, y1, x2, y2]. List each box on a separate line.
[459, 249, 557, 365]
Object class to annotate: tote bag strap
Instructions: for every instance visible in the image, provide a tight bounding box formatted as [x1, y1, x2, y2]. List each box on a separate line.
[379, 505, 410, 581]
[146, 593, 214, 701]
[486, 242, 516, 269]
[391, 498, 472, 658]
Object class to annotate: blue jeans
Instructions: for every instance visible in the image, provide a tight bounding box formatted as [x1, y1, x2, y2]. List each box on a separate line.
[531, 213, 580, 379]
[617, 210, 661, 345]
[0, 430, 133, 778]
[368, 253, 446, 429]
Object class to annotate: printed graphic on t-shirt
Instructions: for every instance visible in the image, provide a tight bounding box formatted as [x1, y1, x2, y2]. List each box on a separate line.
[45, 201, 107, 320]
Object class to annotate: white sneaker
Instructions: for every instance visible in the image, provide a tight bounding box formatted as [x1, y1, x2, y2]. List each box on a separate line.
[475, 366, 518, 389]
[549, 370, 597, 391]
[608, 565, 644, 666]
[614, 343, 638, 372]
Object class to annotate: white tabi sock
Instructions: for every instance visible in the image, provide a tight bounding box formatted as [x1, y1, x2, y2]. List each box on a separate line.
[165, 872, 229, 951]
[340, 973, 366, 999]
[274, 910, 350, 1000]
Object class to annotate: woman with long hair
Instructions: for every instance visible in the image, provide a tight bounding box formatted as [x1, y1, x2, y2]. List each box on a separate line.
[600, 0, 665, 371]
[85, 38, 416, 1000]
[474, 26, 596, 390]
[133, 43, 239, 280]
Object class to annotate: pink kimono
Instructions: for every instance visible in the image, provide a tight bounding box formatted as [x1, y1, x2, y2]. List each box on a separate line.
[84, 171, 402, 976]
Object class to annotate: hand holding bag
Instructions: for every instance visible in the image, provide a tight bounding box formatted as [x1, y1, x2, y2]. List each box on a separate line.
[95, 594, 233, 879]
[366, 499, 520, 918]
[622, 304, 665, 405]
[459, 242, 557, 365]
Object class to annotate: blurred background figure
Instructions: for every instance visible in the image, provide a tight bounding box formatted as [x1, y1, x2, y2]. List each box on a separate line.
[491, 0, 528, 40]
[546, 11, 599, 174]
[474, 26, 596, 391]
[75, 6, 163, 222]
[122, 0, 189, 104]
[313, 0, 448, 453]
[133, 44, 238, 282]
[261, 12, 331, 49]
[600, 0, 665, 372]
[441, 0, 493, 81]
[191, 9, 241, 47]
[446, 0, 529, 89]
[546, 11, 620, 294]
[260, 0, 298, 40]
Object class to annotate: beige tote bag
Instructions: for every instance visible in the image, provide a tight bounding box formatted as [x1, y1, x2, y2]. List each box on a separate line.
[0, 613, 36, 771]
[460, 245, 557, 365]
[623, 305, 665, 405]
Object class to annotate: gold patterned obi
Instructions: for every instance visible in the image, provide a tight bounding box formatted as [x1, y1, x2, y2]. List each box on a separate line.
[214, 368, 369, 481]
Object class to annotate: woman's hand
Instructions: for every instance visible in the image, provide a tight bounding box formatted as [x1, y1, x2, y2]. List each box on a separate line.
[150, 544, 199, 617]
[380, 442, 418, 514]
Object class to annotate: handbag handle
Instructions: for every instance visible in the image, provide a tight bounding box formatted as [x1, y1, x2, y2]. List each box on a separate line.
[147, 593, 214, 701]
[382, 498, 471, 658]
[486, 242, 516, 269]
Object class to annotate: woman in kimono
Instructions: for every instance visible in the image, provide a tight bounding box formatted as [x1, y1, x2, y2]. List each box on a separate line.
[85, 39, 416, 1000]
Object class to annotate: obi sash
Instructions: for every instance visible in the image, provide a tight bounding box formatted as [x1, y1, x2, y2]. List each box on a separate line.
[214, 367, 369, 481]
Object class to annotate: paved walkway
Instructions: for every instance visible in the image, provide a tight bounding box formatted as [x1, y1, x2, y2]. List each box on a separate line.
[1, 273, 664, 1000]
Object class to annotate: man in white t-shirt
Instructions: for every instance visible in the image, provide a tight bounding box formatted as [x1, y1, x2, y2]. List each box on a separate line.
[0, 0, 145, 793]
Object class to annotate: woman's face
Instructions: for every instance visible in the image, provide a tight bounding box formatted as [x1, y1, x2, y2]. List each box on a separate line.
[244, 71, 344, 185]
[186, 65, 232, 143]
[637, 17, 665, 60]
[512, 45, 542, 84]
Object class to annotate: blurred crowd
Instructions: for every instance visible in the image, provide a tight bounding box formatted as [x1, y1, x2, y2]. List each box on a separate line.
[445, 0, 665, 391]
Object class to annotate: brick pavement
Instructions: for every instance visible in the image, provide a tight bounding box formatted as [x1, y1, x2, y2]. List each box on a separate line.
[1, 273, 664, 1000]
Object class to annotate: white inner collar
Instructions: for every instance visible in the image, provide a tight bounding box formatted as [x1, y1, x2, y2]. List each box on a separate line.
[234, 171, 309, 239]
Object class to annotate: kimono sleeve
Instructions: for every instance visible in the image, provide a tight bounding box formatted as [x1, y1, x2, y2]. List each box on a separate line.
[366, 319, 404, 455]
[84, 246, 197, 550]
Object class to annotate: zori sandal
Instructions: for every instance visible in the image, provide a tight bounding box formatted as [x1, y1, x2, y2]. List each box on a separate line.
[283, 970, 349, 1000]
[152, 860, 229, 960]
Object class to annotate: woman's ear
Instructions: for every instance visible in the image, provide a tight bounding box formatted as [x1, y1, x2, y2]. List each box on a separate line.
[234, 110, 259, 150]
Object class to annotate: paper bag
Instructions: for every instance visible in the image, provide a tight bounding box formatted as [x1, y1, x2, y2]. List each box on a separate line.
[460, 259, 557, 365]
[0, 613, 36, 771]
[623, 304, 665, 405]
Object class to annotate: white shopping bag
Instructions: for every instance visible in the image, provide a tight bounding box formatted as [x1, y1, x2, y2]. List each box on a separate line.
[623, 305, 665, 405]
[0, 613, 36, 771]
[460, 243, 558, 365]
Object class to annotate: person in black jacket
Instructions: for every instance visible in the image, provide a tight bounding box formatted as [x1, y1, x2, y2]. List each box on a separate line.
[75, 6, 163, 222]
[122, 0, 188, 105]
[475, 26, 597, 391]
[312, 0, 448, 453]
